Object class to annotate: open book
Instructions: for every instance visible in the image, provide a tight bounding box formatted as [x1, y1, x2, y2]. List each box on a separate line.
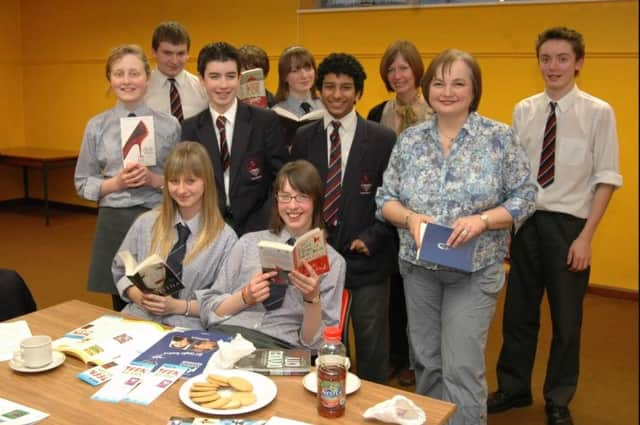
[271, 106, 323, 148]
[257, 227, 330, 277]
[416, 223, 477, 272]
[238, 68, 268, 108]
[120, 115, 156, 166]
[118, 251, 184, 296]
[235, 348, 311, 376]
[52, 315, 169, 365]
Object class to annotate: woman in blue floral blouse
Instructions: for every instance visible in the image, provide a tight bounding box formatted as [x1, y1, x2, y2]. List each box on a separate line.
[375, 49, 537, 425]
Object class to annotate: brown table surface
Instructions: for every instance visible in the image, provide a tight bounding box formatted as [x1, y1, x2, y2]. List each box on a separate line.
[2, 300, 456, 425]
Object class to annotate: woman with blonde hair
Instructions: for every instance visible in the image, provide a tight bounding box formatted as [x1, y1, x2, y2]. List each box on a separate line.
[113, 142, 237, 329]
[75, 44, 181, 310]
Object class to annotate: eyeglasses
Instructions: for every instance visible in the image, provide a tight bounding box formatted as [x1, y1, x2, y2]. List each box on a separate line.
[277, 192, 311, 203]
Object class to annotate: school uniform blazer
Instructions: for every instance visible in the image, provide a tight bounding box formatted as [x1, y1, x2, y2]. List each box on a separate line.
[290, 114, 397, 289]
[181, 103, 289, 236]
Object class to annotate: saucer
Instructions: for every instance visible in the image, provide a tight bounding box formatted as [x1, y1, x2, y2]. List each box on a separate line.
[302, 370, 361, 395]
[9, 351, 66, 373]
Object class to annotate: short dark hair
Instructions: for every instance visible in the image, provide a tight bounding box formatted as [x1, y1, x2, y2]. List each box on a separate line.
[379, 40, 424, 92]
[536, 26, 585, 62]
[197, 42, 240, 77]
[269, 160, 324, 234]
[152, 21, 190, 51]
[315, 53, 366, 96]
[421, 49, 482, 113]
[238, 44, 270, 77]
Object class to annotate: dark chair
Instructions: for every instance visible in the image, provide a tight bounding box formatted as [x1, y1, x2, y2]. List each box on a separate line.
[0, 269, 36, 321]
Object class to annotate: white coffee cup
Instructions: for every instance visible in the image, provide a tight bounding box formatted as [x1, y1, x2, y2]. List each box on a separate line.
[13, 335, 53, 369]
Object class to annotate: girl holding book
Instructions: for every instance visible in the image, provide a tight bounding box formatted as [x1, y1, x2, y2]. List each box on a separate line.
[198, 160, 346, 349]
[74, 44, 181, 310]
[273, 46, 323, 117]
[112, 142, 237, 329]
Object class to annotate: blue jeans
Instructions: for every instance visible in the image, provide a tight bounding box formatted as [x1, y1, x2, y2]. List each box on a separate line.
[400, 261, 504, 425]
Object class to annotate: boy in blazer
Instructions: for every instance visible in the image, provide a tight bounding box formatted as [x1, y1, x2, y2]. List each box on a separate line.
[182, 42, 288, 236]
[290, 53, 397, 383]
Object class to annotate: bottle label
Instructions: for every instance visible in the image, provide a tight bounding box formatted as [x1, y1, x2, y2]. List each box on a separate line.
[319, 379, 345, 408]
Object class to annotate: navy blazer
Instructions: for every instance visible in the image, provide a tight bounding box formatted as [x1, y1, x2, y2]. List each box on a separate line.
[181, 103, 289, 236]
[290, 114, 397, 288]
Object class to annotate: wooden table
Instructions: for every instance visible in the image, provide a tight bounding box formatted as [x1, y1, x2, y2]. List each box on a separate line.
[2, 300, 456, 424]
[0, 147, 78, 225]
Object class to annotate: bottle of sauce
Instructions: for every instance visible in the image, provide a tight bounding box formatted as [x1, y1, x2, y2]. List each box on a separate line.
[317, 326, 346, 418]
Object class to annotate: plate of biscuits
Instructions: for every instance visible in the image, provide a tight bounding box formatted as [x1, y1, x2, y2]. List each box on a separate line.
[179, 369, 277, 415]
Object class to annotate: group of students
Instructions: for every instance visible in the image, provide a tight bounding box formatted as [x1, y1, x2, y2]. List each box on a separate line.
[73, 20, 621, 425]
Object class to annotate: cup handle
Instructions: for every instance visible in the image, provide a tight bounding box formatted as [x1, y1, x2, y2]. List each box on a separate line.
[12, 350, 24, 366]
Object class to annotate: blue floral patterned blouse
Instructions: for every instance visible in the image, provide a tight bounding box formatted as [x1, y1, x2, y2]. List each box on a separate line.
[375, 112, 537, 272]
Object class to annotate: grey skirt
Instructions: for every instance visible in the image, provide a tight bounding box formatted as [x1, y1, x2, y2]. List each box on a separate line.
[86, 206, 149, 294]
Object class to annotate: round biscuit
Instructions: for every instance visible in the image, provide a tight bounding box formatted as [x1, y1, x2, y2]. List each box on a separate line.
[191, 392, 220, 403]
[203, 396, 231, 409]
[228, 376, 253, 392]
[232, 391, 257, 406]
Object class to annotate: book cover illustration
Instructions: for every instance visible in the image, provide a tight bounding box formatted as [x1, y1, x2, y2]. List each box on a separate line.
[238, 68, 267, 108]
[52, 315, 168, 365]
[257, 227, 330, 278]
[416, 222, 477, 272]
[133, 329, 232, 379]
[120, 115, 156, 166]
[234, 348, 311, 376]
[118, 251, 185, 296]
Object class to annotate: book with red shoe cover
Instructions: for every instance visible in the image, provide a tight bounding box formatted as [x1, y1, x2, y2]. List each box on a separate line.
[120, 115, 156, 166]
[257, 227, 330, 277]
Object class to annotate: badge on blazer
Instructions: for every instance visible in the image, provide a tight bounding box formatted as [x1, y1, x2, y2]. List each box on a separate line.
[245, 156, 264, 182]
[359, 171, 374, 195]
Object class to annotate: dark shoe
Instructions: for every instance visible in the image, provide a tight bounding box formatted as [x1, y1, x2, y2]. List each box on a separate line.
[487, 390, 533, 414]
[397, 368, 416, 387]
[546, 405, 573, 425]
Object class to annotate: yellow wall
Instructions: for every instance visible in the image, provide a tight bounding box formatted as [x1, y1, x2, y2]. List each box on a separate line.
[0, 0, 25, 198]
[2, 0, 637, 290]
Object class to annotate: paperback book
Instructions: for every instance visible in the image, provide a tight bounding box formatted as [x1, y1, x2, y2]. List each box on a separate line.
[120, 115, 156, 166]
[257, 227, 330, 277]
[416, 223, 477, 272]
[52, 315, 169, 366]
[234, 348, 311, 376]
[117, 251, 184, 296]
[238, 68, 268, 108]
[270, 106, 323, 148]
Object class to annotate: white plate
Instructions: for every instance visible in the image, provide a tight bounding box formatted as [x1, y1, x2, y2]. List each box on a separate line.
[302, 370, 361, 395]
[179, 369, 277, 415]
[9, 351, 66, 373]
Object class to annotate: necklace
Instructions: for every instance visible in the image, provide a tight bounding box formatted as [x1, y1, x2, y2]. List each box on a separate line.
[439, 129, 457, 144]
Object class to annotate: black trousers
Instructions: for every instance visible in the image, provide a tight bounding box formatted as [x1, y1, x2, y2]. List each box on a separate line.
[496, 211, 589, 407]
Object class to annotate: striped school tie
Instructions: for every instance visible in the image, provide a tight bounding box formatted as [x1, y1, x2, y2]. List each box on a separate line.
[537, 102, 557, 188]
[168, 78, 184, 122]
[216, 115, 230, 172]
[322, 121, 342, 227]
